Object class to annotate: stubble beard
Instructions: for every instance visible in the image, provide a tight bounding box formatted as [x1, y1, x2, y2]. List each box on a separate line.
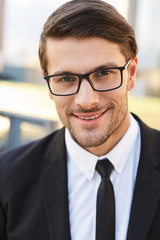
[56, 97, 128, 149]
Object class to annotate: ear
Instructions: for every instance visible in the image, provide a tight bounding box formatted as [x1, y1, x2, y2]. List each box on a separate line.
[41, 69, 44, 76]
[48, 91, 54, 100]
[127, 57, 138, 91]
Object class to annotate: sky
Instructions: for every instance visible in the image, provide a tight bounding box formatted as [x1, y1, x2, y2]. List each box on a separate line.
[2, 0, 125, 67]
[2, 0, 160, 69]
[3, 0, 118, 66]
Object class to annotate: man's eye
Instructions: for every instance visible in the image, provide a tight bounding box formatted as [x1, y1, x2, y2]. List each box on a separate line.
[94, 70, 110, 78]
[98, 70, 110, 76]
[59, 76, 76, 82]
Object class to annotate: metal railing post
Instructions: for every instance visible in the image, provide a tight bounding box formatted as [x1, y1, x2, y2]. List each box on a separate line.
[7, 116, 21, 150]
[0, 110, 58, 151]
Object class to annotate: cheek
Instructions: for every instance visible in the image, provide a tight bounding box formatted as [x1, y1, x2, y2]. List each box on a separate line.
[53, 96, 73, 112]
[121, 72, 129, 88]
[105, 87, 126, 102]
[109, 88, 128, 111]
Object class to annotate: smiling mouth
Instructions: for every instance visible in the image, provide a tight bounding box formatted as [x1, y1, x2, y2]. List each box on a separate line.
[78, 113, 102, 120]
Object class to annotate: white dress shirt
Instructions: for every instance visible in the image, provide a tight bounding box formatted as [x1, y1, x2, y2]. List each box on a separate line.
[65, 114, 141, 240]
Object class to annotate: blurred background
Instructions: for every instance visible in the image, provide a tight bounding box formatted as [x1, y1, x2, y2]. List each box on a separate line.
[0, 0, 160, 153]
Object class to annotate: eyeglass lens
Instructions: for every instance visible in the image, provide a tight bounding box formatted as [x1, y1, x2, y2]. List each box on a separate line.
[48, 68, 122, 95]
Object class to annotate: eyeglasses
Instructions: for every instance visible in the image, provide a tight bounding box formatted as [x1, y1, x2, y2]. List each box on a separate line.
[44, 59, 131, 96]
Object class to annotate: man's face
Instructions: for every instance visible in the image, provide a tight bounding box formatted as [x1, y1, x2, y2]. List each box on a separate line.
[45, 37, 137, 155]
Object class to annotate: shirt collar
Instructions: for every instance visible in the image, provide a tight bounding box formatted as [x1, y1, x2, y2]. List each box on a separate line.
[65, 129, 97, 180]
[99, 114, 140, 174]
[65, 114, 140, 180]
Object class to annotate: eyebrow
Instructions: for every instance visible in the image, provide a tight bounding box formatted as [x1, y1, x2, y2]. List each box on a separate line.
[52, 62, 120, 75]
[92, 62, 119, 72]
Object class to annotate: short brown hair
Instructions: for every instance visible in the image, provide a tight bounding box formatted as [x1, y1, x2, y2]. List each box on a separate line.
[39, 0, 138, 73]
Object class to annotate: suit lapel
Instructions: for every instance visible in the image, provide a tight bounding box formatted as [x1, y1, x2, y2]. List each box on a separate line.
[127, 158, 160, 240]
[41, 128, 71, 240]
[127, 115, 160, 240]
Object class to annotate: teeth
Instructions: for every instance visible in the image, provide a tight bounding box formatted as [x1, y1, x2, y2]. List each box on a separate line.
[78, 113, 102, 120]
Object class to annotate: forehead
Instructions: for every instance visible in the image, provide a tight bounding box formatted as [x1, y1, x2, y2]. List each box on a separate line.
[46, 37, 125, 73]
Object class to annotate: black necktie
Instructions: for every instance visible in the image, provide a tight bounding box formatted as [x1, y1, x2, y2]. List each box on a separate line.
[96, 159, 115, 240]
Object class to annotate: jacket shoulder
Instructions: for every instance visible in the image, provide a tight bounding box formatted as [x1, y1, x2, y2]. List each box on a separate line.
[133, 113, 160, 168]
[0, 128, 62, 162]
[0, 128, 65, 192]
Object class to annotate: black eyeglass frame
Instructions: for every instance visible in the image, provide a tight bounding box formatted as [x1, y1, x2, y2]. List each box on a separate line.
[44, 59, 131, 96]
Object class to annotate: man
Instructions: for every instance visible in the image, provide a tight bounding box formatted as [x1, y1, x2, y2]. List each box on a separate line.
[0, 0, 160, 239]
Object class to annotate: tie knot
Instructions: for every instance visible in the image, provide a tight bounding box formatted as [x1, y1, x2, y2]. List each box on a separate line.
[96, 159, 114, 178]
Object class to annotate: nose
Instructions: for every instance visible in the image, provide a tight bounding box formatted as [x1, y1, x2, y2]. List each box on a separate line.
[74, 79, 100, 109]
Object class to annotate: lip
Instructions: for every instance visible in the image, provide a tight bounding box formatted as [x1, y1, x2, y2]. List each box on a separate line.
[73, 110, 107, 126]
[78, 113, 102, 120]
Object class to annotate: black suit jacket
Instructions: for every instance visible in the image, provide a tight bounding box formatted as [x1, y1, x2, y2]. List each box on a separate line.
[0, 115, 160, 240]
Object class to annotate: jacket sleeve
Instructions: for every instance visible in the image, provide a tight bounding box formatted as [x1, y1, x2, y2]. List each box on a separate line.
[0, 201, 7, 240]
[0, 152, 9, 240]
